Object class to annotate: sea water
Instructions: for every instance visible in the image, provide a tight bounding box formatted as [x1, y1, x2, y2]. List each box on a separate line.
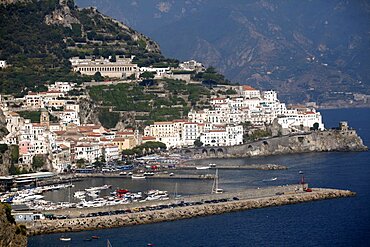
[28, 108, 370, 247]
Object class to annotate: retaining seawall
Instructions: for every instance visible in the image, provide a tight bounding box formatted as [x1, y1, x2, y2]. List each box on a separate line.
[24, 187, 355, 236]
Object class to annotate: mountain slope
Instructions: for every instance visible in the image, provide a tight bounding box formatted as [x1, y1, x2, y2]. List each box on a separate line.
[0, 0, 173, 95]
[76, 0, 370, 106]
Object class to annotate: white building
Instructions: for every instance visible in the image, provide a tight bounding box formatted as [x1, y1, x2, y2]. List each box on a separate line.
[277, 108, 324, 130]
[75, 143, 101, 164]
[199, 125, 243, 147]
[70, 56, 138, 78]
[179, 60, 205, 71]
[102, 144, 119, 162]
[48, 82, 76, 92]
[0, 60, 6, 68]
[189, 86, 324, 132]
[139, 67, 170, 78]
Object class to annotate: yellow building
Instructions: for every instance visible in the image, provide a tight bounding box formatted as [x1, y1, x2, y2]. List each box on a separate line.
[112, 137, 136, 151]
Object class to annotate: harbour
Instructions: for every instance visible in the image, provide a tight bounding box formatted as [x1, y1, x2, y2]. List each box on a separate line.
[24, 185, 355, 236]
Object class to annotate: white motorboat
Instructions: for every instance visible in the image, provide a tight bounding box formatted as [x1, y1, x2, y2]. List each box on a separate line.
[132, 174, 146, 179]
[196, 166, 210, 170]
[60, 237, 71, 241]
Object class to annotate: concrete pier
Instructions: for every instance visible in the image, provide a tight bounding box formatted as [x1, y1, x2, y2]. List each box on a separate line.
[24, 186, 355, 236]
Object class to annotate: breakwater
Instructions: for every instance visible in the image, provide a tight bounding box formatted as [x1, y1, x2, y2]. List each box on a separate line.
[178, 164, 287, 170]
[24, 186, 355, 236]
[180, 128, 367, 159]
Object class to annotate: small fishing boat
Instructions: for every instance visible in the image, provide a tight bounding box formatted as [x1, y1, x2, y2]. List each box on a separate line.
[59, 237, 71, 241]
[92, 235, 100, 239]
[299, 171, 304, 174]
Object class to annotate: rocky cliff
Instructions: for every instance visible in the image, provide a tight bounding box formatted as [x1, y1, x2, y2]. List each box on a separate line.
[0, 204, 27, 247]
[0, 109, 8, 140]
[183, 129, 368, 159]
[0, 108, 10, 176]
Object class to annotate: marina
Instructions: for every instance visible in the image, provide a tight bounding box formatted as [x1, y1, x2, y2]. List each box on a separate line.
[23, 185, 355, 236]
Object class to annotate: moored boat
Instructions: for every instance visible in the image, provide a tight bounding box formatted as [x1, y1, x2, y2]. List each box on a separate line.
[60, 237, 71, 241]
[196, 166, 210, 170]
[132, 174, 146, 179]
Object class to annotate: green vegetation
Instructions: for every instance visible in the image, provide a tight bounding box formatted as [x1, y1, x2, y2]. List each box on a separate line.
[225, 88, 238, 95]
[0, 0, 94, 94]
[98, 109, 120, 129]
[140, 71, 155, 80]
[194, 139, 203, 147]
[164, 79, 210, 106]
[32, 155, 45, 170]
[1, 203, 15, 224]
[76, 158, 86, 168]
[0, 144, 8, 153]
[0, 0, 173, 94]
[18, 111, 41, 123]
[244, 129, 272, 142]
[10, 145, 19, 164]
[8, 164, 29, 175]
[311, 122, 320, 130]
[133, 141, 167, 154]
[193, 67, 230, 85]
[15, 224, 27, 236]
[89, 79, 210, 125]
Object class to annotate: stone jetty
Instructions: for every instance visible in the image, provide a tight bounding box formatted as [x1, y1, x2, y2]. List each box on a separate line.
[24, 186, 355, 236]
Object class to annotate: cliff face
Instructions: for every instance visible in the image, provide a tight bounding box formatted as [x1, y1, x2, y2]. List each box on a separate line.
[0, 108, 8, 140]
[0, 204, 27, 247]
[184, 129, 367, 159]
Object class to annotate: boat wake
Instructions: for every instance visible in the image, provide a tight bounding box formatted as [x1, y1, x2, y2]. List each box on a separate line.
[262, 177, 277, 182]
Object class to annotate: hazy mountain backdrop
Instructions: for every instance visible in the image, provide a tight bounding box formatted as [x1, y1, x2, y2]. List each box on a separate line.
[76, 0, 370, 106]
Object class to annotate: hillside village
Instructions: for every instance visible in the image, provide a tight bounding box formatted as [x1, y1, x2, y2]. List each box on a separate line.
[0, 57, 324, 174]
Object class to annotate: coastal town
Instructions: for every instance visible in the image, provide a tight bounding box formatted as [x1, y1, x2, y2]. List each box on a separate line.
[0, 56, 324, 174]
[0, 1, 369, 246]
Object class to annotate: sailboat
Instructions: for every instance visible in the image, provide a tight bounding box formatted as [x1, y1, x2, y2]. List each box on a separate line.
[212, 169, 223, 194]
[173, 183, 181, 199]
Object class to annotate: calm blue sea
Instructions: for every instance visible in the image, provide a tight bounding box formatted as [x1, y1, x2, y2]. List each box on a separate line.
[28, 108, 370, 247]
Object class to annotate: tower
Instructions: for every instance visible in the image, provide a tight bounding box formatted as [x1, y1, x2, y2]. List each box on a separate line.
[40, 108, 49, 127]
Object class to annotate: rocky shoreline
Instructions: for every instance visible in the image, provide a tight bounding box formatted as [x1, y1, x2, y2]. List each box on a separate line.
[25, 187, 355, 236]
[180, 129, 368, 159]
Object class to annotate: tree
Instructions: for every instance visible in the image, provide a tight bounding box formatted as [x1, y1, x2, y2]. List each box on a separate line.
[140, 71, 155, 80]
[76, 158, 86, 168]
[9, 164, 17, 175]
[194, 139, 203, 147]
[312, 122, 320, 130]
[10, 145, 19, 164]
[94, 71, 103, 81]
[32, 155, 45, 170]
